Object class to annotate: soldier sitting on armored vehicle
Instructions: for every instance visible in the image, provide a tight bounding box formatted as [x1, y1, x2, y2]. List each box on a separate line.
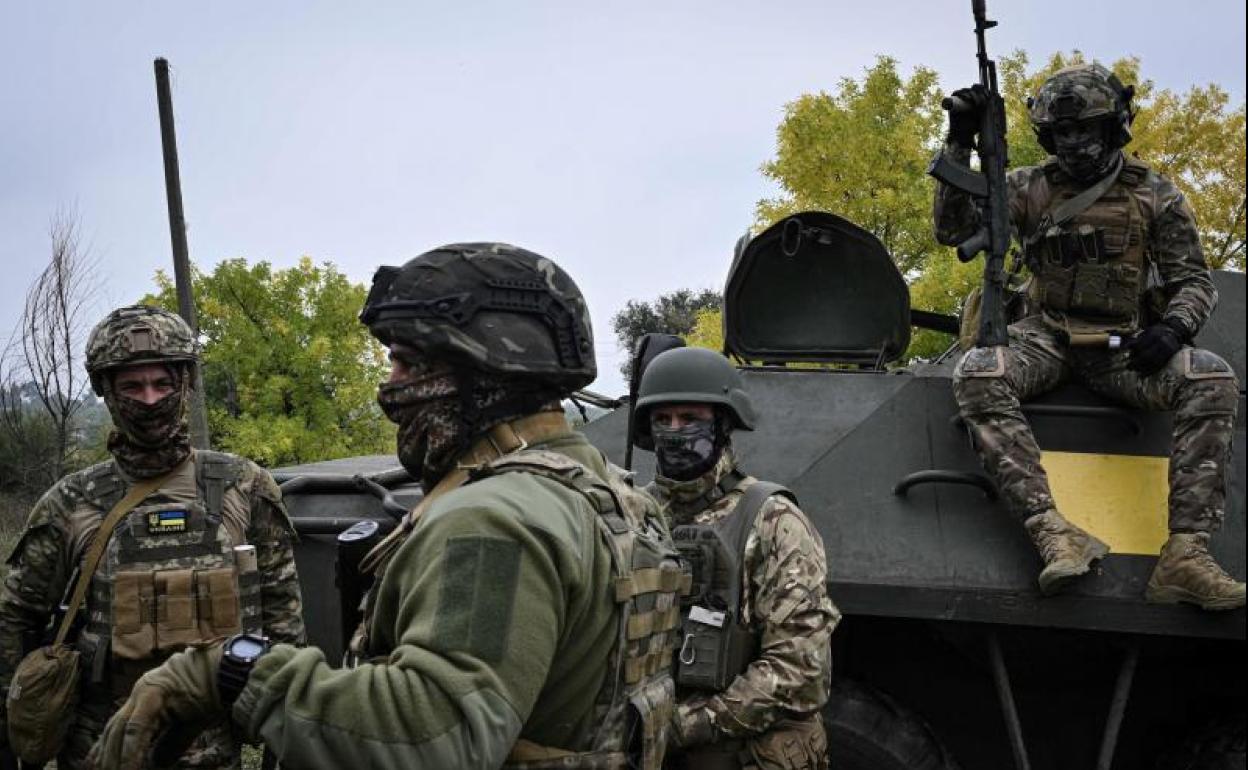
[634, 346, 839, 770]
[0, 305, 305, 770]
[933, 64, 1244, 609]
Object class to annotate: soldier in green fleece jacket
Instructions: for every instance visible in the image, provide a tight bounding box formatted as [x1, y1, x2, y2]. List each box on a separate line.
[87, 244, 684, 770]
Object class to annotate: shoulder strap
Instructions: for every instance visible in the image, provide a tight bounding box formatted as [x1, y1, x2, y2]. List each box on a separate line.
[1043, 154, 1125, 230]
[721, 481, 795, 570]
[53, 462, 184, 646]
[196, 450, 244, 520]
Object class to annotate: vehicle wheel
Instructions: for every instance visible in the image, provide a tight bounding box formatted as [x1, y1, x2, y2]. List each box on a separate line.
[1156, 713, 1246, 770]
[823, 678, 961, 770]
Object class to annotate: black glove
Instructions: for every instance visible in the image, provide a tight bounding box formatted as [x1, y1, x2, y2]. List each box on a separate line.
[1127, 319, 1185, 375]
[945, 84, 987, 147]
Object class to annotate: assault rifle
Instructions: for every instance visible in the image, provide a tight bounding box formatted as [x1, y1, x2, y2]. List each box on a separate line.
[927, 0, 1011, 347]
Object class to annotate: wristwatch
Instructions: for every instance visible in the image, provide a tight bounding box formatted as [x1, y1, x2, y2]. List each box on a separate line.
[218, 633, 270, 707]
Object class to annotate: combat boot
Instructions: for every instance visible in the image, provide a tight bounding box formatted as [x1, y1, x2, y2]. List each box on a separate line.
[1024, 510, 1110, 596]
[1146, 532, 1246, 611]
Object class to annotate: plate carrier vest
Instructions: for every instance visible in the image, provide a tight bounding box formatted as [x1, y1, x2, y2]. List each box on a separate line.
[1024, 156, 1151, 329]
[470, 449, 684, 770]
[73, 451, 260, 697]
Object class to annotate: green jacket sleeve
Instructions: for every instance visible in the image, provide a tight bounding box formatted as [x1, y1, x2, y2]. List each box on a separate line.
[232, 493, 579, 770]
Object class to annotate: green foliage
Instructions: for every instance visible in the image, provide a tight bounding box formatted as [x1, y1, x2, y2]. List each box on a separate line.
[758, 51, 1246, 363]
[610, 289, 722, 380]
[145, 257, 394, 467]
[759, 57, 944, 275]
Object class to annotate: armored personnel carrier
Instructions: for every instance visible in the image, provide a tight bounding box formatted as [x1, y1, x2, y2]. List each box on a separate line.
[277, 211, 1245, 770]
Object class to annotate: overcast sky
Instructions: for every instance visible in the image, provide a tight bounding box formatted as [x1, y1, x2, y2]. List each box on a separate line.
[2, 0, 1244, 396]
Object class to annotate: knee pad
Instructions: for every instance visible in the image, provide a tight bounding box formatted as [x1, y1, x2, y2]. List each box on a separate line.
[954, 346, 1007, 380]
[1176, 348, 1239, 419]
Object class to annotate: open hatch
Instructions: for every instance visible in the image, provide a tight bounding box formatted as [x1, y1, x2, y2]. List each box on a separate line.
[723, 211, 912, 367]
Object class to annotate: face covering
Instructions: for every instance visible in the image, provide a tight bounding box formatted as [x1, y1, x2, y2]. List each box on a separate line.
[378, 350, 563, 491]
[105, 368, 192, 479]
[376, 354, 462, 490]
[652, 416, 720, 482]
[1053, 121, 1119, 182]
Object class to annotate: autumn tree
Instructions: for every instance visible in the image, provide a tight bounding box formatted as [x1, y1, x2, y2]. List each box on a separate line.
[611, 289, 722, 380]
[145, 257, 393, 467]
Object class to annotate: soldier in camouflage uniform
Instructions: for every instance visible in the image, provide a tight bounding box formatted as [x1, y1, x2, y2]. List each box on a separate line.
[634, 347, 839, 770]
[934, 64, 1244, 609]
[88, 244, 684, 770]
[0, 305, 304, 769]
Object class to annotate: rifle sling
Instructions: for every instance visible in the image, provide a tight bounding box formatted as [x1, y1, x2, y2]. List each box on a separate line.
[1043, 154, 1124, 230]
[52, 462, 185, 646]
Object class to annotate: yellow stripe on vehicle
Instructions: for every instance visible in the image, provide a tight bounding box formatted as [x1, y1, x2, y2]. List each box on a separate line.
[1042, 450, 1169, 556]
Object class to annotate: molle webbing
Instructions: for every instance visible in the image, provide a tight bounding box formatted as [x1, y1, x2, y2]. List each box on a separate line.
[483, 450, 680, 770]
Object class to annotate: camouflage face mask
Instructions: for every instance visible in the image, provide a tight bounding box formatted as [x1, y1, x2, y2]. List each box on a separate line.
[376, 355, 462, 490]
[652, 416, 721, 482]
[1053, 120, 1118, 182]
[104, 369, 192, 478]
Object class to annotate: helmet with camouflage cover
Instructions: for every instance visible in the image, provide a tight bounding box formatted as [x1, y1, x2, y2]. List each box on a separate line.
[85, 305, 198, 396]
[1028, 63, 1136, 153]
[632, 346, 756, 451]
[359, 243, 596, 392]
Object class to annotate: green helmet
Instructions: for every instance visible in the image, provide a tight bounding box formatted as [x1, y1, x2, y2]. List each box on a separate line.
[1028, 63, 1135, 152]
[85, 305, 198, 396]
[360, 243, 596, 392]
[632, 347, 756, 450]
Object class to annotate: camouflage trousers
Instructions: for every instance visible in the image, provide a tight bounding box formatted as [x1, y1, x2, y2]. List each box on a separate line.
[668, 713, 828, 770]
[57, 689, 240, 770]
[952, 315, 1239, 532]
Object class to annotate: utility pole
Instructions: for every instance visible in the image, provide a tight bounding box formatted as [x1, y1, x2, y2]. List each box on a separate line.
[154, 57, 210, 449]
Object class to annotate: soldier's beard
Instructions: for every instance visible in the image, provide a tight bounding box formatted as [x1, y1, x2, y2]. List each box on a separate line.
[378, 368, 563, 492]
[105, 381, 192, 479]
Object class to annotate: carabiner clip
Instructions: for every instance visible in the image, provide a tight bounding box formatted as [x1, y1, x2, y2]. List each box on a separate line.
[678, 632, 697, 666]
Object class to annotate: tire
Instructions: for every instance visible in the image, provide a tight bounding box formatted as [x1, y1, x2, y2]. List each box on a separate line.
[1156, 713, 1247, 770]
[822, 678, 961, 770]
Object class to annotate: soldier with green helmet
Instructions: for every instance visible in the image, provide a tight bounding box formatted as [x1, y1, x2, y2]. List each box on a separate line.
[0, 305, 305, 769]
[634, 346, 839, 770]
[87, 244, 684, 770]
[934, 63, 1244, 608]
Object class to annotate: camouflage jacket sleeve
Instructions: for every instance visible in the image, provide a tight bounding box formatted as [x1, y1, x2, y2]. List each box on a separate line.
[694, 495, 841, 738]
[243, 465, 305, 645]
[932, 141, 1031, 247]
[232, 477, 612, 770]
[0, 489, 74, 727]
[1140, 171, 1218, 338]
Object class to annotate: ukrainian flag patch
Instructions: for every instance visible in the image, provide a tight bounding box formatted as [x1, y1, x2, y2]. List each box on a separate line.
[147, 509, 188, 534]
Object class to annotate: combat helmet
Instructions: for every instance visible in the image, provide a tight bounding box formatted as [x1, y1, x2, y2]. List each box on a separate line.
[1027, 63, 1136, 153]
[632, 346, 756, 450]
[85, 305, 198, 396]
[360, 243, 596, 391]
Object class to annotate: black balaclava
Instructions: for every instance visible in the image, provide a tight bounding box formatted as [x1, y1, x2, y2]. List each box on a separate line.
[1053, 119, 1121, 183]
[651, 410, 728, 482]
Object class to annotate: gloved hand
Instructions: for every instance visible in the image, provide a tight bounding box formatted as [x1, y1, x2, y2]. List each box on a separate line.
[86, 642, 224, 770]
[945, 84, 988, 147]
[669, 701, 718, 750]
[1127, 319, 1185, 375]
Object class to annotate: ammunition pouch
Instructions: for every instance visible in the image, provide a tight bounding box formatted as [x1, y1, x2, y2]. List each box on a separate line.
[672, 481, 793, 694]
[1024, 160, 1148, 328]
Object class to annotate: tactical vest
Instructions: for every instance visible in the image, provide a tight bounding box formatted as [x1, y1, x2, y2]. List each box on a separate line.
[74, 452, 260, 696]
[475, 450, 684, 770]
[1024, 157, 1151, 329]
[669, 479, 794, 693]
